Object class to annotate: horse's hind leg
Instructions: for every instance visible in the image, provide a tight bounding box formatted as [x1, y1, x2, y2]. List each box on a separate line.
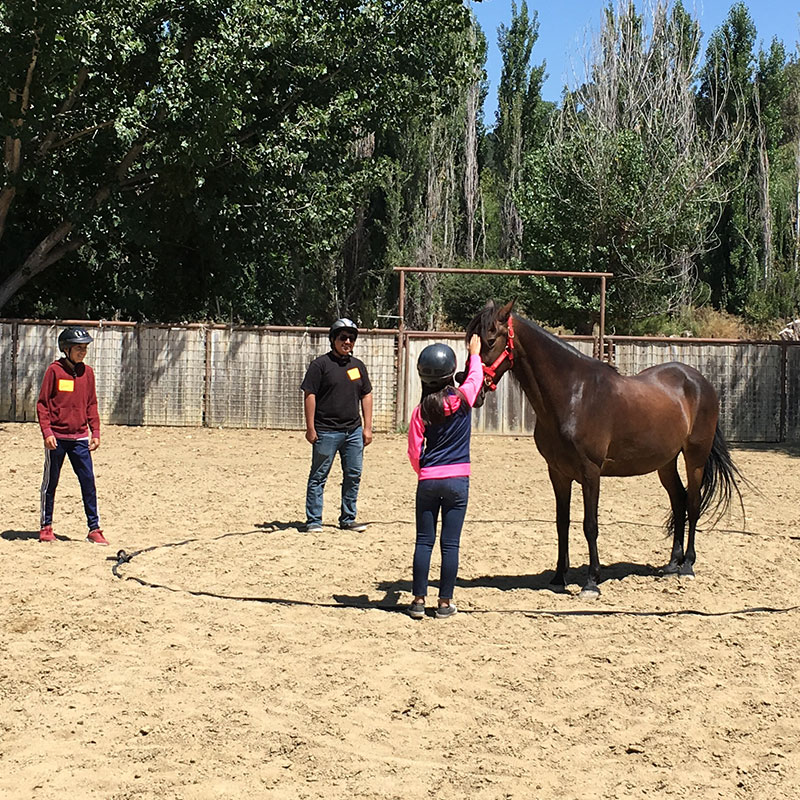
[657, 458, 687, 575]
[547, 466, 572, 591]
[681, 453, 706, 578]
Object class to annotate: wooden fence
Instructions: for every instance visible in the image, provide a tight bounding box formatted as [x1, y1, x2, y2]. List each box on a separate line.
[3, 319, 800, 442]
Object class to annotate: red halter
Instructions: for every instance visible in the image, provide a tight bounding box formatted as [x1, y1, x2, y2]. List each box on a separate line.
[482, 316, 515, 391]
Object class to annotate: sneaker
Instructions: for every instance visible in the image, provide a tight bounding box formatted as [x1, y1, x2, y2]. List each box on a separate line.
[407, 601, 425, 620]
[86, 529, 109, 545]
[339, 521, 367, 532]
[302, 523, 323, 533]
[435, 603, 457, 619]
[39, 525, 55, 543]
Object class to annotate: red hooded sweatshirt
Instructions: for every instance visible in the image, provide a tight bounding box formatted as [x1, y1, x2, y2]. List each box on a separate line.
[37, 358, 100, 441]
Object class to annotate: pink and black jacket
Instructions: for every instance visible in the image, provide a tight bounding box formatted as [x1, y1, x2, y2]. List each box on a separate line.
[407, 353, 483, 480]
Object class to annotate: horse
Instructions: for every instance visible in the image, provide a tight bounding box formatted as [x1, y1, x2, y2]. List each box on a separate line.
[466, 299, 745, 598]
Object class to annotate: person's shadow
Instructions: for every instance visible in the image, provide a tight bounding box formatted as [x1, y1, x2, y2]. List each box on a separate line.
[255, 520, 307, 533]
[1, 529, 69, 542]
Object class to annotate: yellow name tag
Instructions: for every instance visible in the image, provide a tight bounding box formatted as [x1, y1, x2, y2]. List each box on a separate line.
[347, 367, 361, 381]
[58, 379, 75, 392]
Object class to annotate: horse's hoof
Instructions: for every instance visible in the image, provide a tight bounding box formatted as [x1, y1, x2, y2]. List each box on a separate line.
[578, 586, 600, 600]
[547, 582, 568, 594]
[679, 563, 695, 579]
[660, 562, 681, 576]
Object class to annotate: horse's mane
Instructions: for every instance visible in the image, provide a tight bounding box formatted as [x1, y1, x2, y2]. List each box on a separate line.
[466, 300, 618, 373]
[464, 302, 498, 342]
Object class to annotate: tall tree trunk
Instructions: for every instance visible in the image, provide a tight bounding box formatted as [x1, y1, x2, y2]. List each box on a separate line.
[754, 89, 773, 284]
[1, 31, 40, 240]
[463, 80, 479, 262]
[500, 110, 523, 261]
[795, 133, 800, 273]
[341, 131, 375, 311]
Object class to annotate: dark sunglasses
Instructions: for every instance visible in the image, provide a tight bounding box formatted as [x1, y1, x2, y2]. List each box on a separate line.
[337, 333, 356, 342]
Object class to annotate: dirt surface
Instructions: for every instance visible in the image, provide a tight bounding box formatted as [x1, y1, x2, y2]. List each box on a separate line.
[1, 423, 799, 799]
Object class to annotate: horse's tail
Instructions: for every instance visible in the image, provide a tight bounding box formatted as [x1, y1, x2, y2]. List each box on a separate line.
[699, 422, 746, 526]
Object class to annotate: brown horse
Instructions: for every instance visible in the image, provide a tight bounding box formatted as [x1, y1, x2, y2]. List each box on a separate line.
[466, 300, 744, 598]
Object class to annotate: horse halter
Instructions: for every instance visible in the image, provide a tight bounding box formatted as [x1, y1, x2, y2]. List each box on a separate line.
[481, 316, 515, 391]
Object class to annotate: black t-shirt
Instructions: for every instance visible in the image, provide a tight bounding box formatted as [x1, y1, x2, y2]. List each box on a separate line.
[301, 351, 372, 432]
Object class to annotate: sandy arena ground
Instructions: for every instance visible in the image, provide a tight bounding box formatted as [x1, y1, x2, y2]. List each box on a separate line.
[1, 422, 799, 799]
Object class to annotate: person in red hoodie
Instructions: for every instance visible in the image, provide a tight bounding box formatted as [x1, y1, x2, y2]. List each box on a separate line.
[36, 326, 108, 545]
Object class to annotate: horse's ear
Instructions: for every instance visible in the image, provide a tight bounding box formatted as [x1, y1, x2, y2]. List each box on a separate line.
[497, 299, 516, 325]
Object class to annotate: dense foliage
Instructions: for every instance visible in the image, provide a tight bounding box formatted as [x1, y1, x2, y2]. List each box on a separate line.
[1, 0, 799, 335]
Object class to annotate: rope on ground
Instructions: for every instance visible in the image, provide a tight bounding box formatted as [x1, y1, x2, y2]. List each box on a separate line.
[111, 546, 800, 618]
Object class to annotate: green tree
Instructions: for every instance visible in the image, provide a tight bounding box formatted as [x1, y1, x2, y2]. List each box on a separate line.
[0, 0, 477, 323]
[696, 2, 758, 315]
[494, 0, 546, 260]
[517, 0, 741, 331]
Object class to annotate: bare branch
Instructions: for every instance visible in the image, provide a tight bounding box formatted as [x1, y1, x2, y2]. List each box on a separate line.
[39, 120, 116, 157]
[37, 66, 92, 157]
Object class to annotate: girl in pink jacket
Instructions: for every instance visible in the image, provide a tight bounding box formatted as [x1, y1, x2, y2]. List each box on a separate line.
[406, 334, 482, 619]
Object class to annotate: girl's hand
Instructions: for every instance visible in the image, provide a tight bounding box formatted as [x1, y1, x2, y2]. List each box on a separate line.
[468, 334, 481, 356]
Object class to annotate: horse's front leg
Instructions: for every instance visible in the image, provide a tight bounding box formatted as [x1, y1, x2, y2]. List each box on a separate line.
[579, 468, 602, 599]
[547, 466, 572, 591]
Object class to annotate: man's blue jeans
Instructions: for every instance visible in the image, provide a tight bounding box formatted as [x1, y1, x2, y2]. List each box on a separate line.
[412, 477, 469, 600]
[305, 428, 364, 527]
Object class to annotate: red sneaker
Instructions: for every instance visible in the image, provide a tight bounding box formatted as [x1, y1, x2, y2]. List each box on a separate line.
[39, 525, 55, 543]
[86, 529, 109, 546]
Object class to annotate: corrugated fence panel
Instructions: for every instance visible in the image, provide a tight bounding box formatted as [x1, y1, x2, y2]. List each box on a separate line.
[207, 330, 397, 431]
[6, 323, 205, 428]
[91, 326, 142, 425]
[206, 329, 286, 428]
[0, 323, 15, 419]
[14, 322, 60, 422]
[613, 341, 782, 442]
[786, 344, 800, 443]
[355, 334, 397, 432]
[3, 320, 800, 441]
[139, 327, 205, 426]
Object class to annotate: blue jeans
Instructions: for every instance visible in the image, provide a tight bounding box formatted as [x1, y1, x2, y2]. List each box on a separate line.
[40, 438, 100, 531]
[305, 428, 364, 526]
[412, 477, 469, 600]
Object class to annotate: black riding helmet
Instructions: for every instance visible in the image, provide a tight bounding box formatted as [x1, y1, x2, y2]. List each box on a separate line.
[417, 343, 457, 387]
[58, 326, 93, 352]
[329, 318, 358, 344]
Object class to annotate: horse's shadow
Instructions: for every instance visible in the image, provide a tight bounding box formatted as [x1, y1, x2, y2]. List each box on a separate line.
[365, 560, 660, 598]
[334, 563, 660, 610]
[458, 561, 662, 592]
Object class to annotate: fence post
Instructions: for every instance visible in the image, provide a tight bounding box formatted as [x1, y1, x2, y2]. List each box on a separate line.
[203, 325, 212, 428]
[780, 341, 787, 443]
[11, 321, 18, 421]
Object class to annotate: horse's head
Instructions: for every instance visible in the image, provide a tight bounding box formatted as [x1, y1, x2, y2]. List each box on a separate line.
[465, 299, 516, 406]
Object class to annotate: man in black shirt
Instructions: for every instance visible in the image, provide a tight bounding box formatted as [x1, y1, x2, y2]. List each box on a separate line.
[300, 318, 373, 533]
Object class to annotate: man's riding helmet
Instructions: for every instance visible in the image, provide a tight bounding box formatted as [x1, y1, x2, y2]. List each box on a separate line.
[417, 343, 457, 387]
[58, 326, 93, 352]
[329, 318, 358, 344]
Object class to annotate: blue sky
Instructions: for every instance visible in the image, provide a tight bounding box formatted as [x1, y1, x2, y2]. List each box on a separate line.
[470, 0, 800, 119]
